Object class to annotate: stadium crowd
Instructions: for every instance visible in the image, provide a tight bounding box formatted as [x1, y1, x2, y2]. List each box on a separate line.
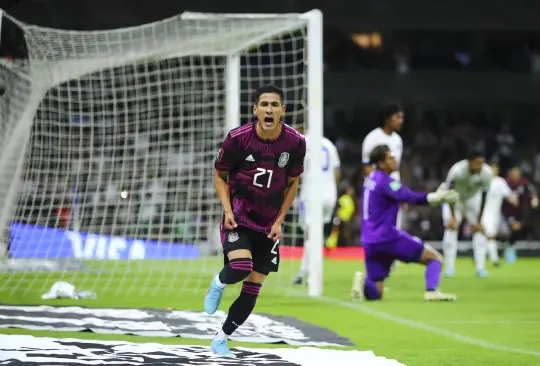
[11, 29, 540, 250]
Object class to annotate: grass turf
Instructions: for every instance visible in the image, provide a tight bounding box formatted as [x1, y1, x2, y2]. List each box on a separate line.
[1, 257, 540, 366]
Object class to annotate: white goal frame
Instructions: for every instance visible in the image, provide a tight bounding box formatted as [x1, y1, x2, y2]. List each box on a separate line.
[0, 9, 325, 297]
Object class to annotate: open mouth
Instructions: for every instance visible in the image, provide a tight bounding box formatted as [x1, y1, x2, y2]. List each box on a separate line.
[263, 117, 274, 126]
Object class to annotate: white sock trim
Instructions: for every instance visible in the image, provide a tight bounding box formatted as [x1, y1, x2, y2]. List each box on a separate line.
[215, 274, 226, 288]
[214, 329, 228, 341]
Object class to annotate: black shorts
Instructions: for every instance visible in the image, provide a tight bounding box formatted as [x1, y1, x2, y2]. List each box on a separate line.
[222, 226, 280, 276]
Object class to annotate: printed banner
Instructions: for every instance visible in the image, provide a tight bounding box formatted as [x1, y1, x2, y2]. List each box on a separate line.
[9, 223, 199, 260]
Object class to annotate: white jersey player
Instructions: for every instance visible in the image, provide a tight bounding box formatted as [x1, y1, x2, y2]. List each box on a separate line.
[293, 133, 341, 284]
[442, 151, 493, 278]
[482, 162, 518, 266]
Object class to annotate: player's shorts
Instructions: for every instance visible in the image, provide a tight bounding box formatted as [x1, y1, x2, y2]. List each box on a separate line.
[364, 232, 424, 282]
[299, 199, 336, 230]
[442, 193, 482, 227]
[221, 226, 279, 276]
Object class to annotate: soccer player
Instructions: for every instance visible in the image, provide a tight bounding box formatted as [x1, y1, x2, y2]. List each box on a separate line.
[481, 162, 518, 266]
[352, 144, 458, 301]
[293, 128, 341, 285]
[442, 150, 493, 277]
[362, 103, 404, 185]
[204, 84, 306, 358]
[502, 165, 539, 264]
[361, 102, 404, 272]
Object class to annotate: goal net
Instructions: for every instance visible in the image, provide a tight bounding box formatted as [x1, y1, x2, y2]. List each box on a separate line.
[0, 9, 324, 301]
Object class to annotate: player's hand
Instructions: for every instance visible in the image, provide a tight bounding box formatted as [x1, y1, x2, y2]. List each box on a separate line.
[447, 217, 458, 230]
[223, 211, 238, 230]
[507, 195, 519, 207]
[267, 222, 283, 241]
[471, 223, 484, 233]
[441, 189, 460, 204]
[531, 197, 539, 209]
[511, 221, 522, 231]
[400, 203, 409, 211]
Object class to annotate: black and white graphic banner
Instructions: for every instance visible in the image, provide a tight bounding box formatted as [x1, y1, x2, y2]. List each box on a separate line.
[0, 335, 406, 366]
[0, 305, 353, 347]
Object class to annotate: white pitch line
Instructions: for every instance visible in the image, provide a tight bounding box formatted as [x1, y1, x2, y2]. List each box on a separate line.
[426, 320, 540, 325]
[317, 296, 540, 357]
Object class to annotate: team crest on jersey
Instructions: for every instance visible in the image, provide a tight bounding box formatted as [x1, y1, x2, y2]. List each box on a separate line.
[228, 231, 239, 242]
[278, 152, 290, 168]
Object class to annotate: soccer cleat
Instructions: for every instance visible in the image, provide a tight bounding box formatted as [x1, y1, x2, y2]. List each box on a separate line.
[444, 268, 455, 278]
[204, 276, 224, 315]
[292, 275, 305, 285]
[476, 269, 489, 278]
[424, 290, 457, 301]
[505, 247, 517, 264]
[211, 338, 236, 358]
[351, 271, 364, 301]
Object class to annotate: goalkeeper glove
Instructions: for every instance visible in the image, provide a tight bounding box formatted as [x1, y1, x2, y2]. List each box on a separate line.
[427, 183, 460, 206]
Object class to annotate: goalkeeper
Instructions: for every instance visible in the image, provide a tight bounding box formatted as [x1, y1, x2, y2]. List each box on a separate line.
[352, 144, 459, 302]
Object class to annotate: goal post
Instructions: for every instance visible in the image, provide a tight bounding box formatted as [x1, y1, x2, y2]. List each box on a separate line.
[0, 9, 325, 299]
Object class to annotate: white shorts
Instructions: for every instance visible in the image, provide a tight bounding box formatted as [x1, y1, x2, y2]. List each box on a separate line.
[299, 199, 336, 230]
[442, 193, 482, 227]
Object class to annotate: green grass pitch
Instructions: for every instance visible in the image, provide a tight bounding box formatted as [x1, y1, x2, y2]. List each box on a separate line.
[1, 258, 540, 366]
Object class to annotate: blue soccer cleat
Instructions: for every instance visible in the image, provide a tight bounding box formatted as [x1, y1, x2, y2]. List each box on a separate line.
[476, 269, 489, 278]
[444, 268, 455, 278]
[505, 247, 517, 264]
[211, 338, 236, 358]
[204, 276, 224, 315]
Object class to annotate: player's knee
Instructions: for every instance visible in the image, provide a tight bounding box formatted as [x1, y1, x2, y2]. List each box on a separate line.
[245, 270, 266, 284]
[226, 258, 253, 283]
[421, 244, 443, 263]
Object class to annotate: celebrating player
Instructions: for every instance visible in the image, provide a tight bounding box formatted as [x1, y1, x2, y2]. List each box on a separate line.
[352, 144, 458, 301]
[204, 84, 306, 358]
[442, 150, 493, 277]
[481, 162, 518, 266]
[292, 128, 341, 285]
[502, 165, 539, 263]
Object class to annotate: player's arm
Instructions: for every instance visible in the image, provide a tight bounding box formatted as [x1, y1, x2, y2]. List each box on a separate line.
[361, 135, 375, 178]
[214, 133, 238, 228]
[444, 166, 459, 218]
[380, 180, 429, 205]
[215, 170, 233, 214]
[331, 143, 341, 188]
[476, 165, 494, 224]
[526, 182, 539, 208]
[274, 139, 307, 226]
[274, 176, 301, 226]
[500, 180, 519, 207]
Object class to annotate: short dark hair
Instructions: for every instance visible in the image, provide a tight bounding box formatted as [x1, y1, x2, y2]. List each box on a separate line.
[466, 149, 484, 161]
[253, 84, 285, 104]
[377, 102, 403, 127]
[369, 144, 390, 166]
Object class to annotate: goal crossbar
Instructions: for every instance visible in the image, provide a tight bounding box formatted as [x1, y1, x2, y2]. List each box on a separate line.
[6, 10, 314, 87]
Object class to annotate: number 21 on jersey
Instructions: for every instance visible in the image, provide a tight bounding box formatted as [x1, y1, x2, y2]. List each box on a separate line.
[253, 168, 273, 188]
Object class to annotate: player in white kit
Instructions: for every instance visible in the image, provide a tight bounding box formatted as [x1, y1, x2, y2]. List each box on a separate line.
[442, 150, 493, 277]
[293, 131, 341, 284]
[362, 103, 404, 186]
[482, 162, 518, 266]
